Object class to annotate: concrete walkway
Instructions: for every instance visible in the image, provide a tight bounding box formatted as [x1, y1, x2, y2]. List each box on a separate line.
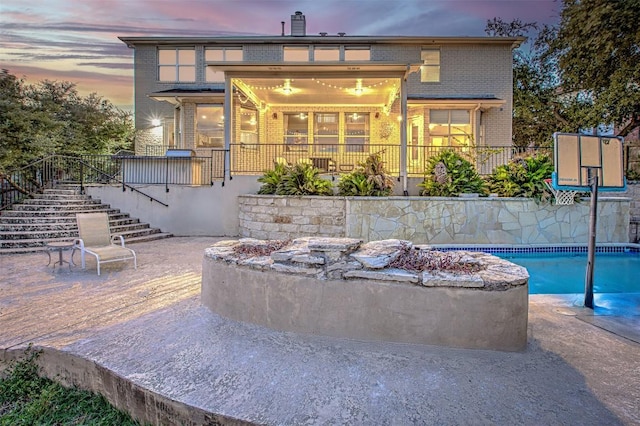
[1, 237, 638, 425]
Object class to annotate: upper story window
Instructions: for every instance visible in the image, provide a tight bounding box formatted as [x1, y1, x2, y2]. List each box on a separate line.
[313, 46, 340, 61]
[344, 46, 370, 61]
[158, 48, 195, 82]
[284, 46, 310, 62]
[205, 47, 243, 82]
[421, 48, 441, 83]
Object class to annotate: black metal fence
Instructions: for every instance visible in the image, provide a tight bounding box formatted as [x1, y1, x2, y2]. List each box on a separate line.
[1, 144, 553, 211]
[226, 143, 551, 176]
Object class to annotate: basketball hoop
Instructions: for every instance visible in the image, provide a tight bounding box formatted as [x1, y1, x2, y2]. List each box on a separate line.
[544, 178, 577, 205]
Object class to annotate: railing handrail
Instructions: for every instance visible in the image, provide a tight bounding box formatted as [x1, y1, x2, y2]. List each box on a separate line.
[1, 154, 171, 211]
[76, 158, 169, 207]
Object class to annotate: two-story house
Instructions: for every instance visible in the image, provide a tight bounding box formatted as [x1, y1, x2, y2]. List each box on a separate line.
[119, 11, 522, 195]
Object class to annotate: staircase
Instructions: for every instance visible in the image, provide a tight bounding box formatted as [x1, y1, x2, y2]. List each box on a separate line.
[0, 187, 172, 254]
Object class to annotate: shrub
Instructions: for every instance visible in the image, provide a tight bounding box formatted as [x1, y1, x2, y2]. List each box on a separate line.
[257, 162, 287, 194]
[275, 163, 334, 196]
[486, 153, 554, 202]
[418, 150, 487, 196]
[337, 152, 394, 196]
[257, 162, 333, 196]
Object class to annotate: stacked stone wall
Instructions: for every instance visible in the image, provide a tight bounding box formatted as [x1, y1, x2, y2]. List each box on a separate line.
[238, 195, 631, 244]
[238, 195, 346, 240]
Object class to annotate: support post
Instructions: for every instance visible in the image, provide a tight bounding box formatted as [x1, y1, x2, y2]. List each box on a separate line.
[584, 167, 598, 309]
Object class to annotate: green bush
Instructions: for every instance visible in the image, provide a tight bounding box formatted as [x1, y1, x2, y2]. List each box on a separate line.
[274, 163, 333, 196]
[0, 347, 141, 425]
[257, 162, 287, 194]
[337, 152, 394, 196]
[485, 153, 554, 202]
[418, 150, 487, 196]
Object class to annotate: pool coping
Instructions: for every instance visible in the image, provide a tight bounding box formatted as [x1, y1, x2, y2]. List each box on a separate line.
[426, 242, 640, 254]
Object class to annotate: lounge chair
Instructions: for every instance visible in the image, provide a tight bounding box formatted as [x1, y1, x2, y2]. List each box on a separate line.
[73, 212, 137, 275]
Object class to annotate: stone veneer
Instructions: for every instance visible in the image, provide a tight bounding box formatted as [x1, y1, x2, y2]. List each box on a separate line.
[201, 238, 529, 351]
[238, 195, 631, 244]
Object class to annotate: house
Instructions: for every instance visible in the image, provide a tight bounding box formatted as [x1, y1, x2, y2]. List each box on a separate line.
[119, 11, 523, 195]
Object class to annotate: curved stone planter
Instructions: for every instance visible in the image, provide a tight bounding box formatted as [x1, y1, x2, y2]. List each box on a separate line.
[201, 238, 529, 351]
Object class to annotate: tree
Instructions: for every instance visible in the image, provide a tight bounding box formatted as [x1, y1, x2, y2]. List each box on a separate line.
[0, 69, 134, 174]
[549, 0, 640, 137]
[485, 18, 588, 148]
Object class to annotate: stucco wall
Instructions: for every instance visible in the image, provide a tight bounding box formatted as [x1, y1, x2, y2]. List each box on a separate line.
[239, 195, 631, 244]
[201, 256, 529, 351]
[85, 176, 261, 236]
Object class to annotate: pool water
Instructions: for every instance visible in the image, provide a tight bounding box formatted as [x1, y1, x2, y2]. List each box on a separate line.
[496, 252, 640, 294]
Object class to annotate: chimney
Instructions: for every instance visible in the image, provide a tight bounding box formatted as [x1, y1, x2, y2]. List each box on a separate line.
[291, 11, 306, 36]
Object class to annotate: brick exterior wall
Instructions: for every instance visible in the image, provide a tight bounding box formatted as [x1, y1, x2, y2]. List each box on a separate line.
[128, 38, 516, 163]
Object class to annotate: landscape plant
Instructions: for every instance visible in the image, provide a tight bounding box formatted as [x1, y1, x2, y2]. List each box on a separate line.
[0, 347, 141, 425]
[485, 153, 555, 202]
[337, 151, 395, 196]
[257, 161, 287, 194]
[257, 162, 333, 196]
[418, 150, 487, 196]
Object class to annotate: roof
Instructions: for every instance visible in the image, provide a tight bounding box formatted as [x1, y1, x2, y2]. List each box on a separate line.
[119, 35, 525, 49]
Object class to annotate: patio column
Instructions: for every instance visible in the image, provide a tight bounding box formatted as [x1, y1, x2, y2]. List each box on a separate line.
[400, 76, 408, 195]
[224, 77, 233, 181]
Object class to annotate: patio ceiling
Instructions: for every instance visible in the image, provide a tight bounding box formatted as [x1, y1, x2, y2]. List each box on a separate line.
[233, 76, 400, 107]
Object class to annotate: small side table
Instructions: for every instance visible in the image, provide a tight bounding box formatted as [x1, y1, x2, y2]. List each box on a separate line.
[46, 241, 75, 269]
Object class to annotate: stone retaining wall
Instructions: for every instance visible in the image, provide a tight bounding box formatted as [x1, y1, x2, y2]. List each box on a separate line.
[201, 238, 529, 351]
[620, 181, 640, 242]
[238, 195, 631, 244]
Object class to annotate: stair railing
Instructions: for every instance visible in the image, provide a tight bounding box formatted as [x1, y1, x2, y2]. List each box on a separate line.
[0, 155, 68, 212]
[1, 155, 169, 212]
[75, 158, 169, 207]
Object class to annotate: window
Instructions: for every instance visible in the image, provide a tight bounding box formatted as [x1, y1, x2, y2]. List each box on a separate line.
[421, 48, 440, 83]
[345, 113, 370, 152]
[240, 107, 258, 147]
[158, 48, 195, 82]
[314, 46, 340, 61]
[428, 110, 471, 147]
[284, 113, 309, 151]
[163, 118, 175, 148]
[344, 46, 370, 61]
[284, 46, 310, 61]
[314, 113, 338, 152]
[196, 105, 224, 148]
[205, 47, 243, 82]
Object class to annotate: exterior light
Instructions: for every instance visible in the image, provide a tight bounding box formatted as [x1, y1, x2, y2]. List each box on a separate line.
[151, 118, 161, 126]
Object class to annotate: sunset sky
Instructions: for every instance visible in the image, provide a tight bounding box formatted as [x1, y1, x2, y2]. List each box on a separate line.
[0, 0, 560, 111]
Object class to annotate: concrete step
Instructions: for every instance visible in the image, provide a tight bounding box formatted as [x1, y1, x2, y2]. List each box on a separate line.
[8, 203, 113, 212]
[0, 230, 172, 252]
[1, 208, 121, 217]
[0, 217, 140, 231]
[0, 185, 172, 254]
[0, 222, 153, 241]
[20, 198, 103, 206]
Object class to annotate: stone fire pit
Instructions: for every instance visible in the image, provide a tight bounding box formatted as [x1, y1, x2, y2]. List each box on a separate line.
[201, 238, 529, 351]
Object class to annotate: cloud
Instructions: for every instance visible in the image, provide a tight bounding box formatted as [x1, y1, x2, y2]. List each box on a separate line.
[0, 0, 561, 109]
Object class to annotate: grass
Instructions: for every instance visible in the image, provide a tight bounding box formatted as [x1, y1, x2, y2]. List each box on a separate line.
[0, 347, 141, 425]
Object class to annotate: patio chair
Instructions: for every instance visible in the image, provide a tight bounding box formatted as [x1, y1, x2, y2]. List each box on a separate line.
[73, 212, 137, 275]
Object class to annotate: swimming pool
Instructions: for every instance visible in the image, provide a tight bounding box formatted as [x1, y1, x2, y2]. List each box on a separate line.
[497, 252, 640, 294]
[436, 245, 640, 295]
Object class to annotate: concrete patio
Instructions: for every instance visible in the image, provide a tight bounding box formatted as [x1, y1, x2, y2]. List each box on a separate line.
[1, 237, 638, 425]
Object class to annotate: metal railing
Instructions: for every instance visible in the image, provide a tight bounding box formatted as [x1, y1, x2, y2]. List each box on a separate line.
[2, 144, 552, 211]
[227, 143, 551, 176]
